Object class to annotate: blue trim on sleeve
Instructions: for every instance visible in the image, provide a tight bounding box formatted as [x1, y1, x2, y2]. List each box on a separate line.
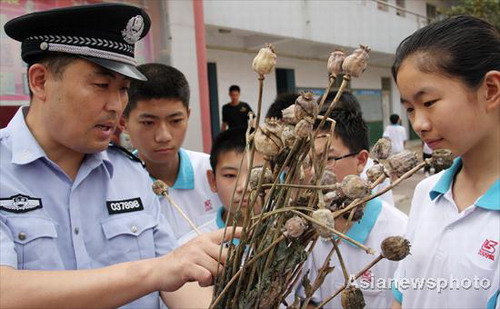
[487, 290, 499, 309]
[172, 149, 194, 190]
[391, 282, 403, 304]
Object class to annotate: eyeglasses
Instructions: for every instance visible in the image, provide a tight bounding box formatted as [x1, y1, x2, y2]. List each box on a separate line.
[327, 152, 359, 164]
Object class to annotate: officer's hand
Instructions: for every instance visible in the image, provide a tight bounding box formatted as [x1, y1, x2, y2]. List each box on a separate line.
[157, 227, 242, 291]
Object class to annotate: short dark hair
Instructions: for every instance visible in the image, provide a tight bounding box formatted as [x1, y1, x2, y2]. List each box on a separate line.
[266, 92, 299, 119]
[389, 114, 400, 124]
[229, 85, 240, 93]
[318, 91, 362, 115]
[124, 63, 190, 117]
[210, 127, 247, 172]
[392, 15, 500, 90]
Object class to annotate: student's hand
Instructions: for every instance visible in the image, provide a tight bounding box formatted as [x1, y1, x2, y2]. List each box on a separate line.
[155, 227, 241, 291]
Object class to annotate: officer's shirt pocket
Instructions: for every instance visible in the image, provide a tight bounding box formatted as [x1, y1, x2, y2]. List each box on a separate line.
[6, 216, 63, 270]
[101, 213, 157, 264]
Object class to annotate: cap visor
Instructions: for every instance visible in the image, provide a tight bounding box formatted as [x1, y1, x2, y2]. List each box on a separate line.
[81, 56, 147, 81]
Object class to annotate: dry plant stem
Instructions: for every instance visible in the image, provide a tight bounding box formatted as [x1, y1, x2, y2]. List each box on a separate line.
[334, 161, 426, 219]
[317, 75, 336, 113]
[369, 173, 386, 190]
[317, 254, 385, 308]
[314, 76, 350, 137]
[289, 209, 374, 254]
[209, 235, 287, 309]
[261, 183, 341, 190]
[160, 192, 201, 235]
[332, 239, 349, 285]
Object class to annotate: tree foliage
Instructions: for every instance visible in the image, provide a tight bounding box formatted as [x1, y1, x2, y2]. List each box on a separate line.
[438, 0, 500, 29]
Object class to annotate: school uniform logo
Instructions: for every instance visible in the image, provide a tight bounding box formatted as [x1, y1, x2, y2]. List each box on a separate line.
[204, 199, 213, 212]
[0, 194, 42, 213]
[478, 239, 498, 261]
[359, 270, 374, 284]
[106, 197, 144, 215]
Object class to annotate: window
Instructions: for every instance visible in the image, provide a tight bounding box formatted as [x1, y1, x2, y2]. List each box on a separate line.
[377, 0, 389, 12]
[396, 0, 406, 17]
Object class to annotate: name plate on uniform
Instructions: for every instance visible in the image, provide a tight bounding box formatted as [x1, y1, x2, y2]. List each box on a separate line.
[106, 198, 144, 215]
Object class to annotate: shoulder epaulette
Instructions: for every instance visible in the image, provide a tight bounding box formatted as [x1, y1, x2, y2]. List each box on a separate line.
[108, 142, 145, 168]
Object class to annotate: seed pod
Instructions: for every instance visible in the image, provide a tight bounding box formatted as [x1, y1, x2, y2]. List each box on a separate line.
[341, 201, 366, 222]
[341, 175, 370, 199]
[294, 118, 313, 139]
[341, 285, 366, 309]
[295, 91, 318, 120]
[152, 180, 168, 195]
[327, 49, 345, 78]
[281, 105, 299, 125]
[254, 118, 283, 158]
[284, 216, 308, 238]
[312, 208, 334, 238]
[281, 124, 296, 148]
[366, 163, 385, 183]
[342, 44, 370, 78]
[431, 149, 454, 171]
[249, 166, 273, 189]
[372, 137, 392, 160]
[381, 236, 411, 261]
[387, 150, 419, 178]
[321, 170, 338, 193]
[252, 43, 277, 76]
[324, 190, 342, 206]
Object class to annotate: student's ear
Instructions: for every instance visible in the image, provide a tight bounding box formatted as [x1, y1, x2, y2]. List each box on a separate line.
[483, 70, 500, 112]
[118, 116, 128, 133]
[356, 150, 369, 174]
[186, 108, 191, 119]
[28, 63, 50, 102]
[206, 169, 217, 193]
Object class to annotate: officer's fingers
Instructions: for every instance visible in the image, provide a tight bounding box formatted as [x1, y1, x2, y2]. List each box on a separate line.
[187, 264, 215, 287]
[206, 227, 242, 244]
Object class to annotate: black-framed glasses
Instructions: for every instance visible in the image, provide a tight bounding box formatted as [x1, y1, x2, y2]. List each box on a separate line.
[328, 152, 359, 163]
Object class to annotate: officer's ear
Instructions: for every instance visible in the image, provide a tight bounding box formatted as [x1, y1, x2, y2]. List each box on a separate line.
[118, 116, 128, 133]
[28, 63, 50, 102]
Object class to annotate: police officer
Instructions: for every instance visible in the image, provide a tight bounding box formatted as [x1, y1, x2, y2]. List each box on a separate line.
[0, 4, 237, 308]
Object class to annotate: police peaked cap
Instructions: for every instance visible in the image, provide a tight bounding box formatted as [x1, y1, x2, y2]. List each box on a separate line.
[4, 3, 151, 81]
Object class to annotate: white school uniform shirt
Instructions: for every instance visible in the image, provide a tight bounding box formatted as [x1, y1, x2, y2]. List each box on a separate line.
[392, 158, 500, 308]
[383, 124, 407, 154]
[152, 149, 221, 241]
[178, 206, 225, 245]
[295, 198, 408, 308]
[362, 158, 395, 206]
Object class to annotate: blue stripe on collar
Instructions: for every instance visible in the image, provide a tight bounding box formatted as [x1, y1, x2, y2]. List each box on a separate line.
[216, 207, 240, 245]
[172, 148, 194, 190]
[343, 198, 383, 247]
[430, 158, 499, 210]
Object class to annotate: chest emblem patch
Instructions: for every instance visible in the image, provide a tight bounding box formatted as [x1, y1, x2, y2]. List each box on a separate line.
[478, 239, 498, 261]
[0, 194, 42, 213]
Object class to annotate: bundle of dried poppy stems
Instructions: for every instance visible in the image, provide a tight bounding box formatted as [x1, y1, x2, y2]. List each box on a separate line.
[160, 44, 451, 309]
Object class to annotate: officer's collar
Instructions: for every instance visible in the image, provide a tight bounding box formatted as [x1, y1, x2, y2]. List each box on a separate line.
[171, 149, 194, 190]
[337, 198, 383, 247]
[10, 107, 46, 165]
[430, 158, 499, 211]
[216, 206, 240, 246]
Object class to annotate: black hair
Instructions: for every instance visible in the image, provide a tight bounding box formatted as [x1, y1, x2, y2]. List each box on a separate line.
[389, 114, 400, 124]
[124, 63, 190, 117]
[265, 92, 299, 119]
[229, 85, 240, 93]
[317, 91, 362, 115]
[210, 127, 247, 172]
[392, 15, 500, 90]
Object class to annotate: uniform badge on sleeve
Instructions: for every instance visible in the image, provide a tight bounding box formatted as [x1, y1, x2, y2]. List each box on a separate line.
[0, 194, 43, 213]
[106, 197, 144, 215]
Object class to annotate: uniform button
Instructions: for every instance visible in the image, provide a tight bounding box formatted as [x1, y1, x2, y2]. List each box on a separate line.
[18, 232, 26, 241]
[74, 228, 79, 235]
[130, 225, 138, 233]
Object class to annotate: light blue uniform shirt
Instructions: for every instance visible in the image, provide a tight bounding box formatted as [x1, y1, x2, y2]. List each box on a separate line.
[0, 107, 178, 308]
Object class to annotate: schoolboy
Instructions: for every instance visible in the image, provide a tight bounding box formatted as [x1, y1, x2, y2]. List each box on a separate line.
[383, 113, 407, 155]
[122, 63, 222, 240]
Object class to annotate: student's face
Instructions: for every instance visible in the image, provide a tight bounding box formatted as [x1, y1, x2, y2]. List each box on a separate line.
[313, 133, 366, 182]
[208, 150, 266, 216]
[229, 90, 240, 102]
[123, 99, 189, 164]
[396, 56, 492, 156]
[37, 59, 130, 154]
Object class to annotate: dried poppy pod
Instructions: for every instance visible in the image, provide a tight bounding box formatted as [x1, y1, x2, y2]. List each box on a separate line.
[431, 149, 454, 171]
[281, 124, 297, 148]
[341, 285, 366, 309]
[387, 150, 419, 178]
[284, 216, 308, 238]
[281, 105, 299, 125]
[341, 200, 366, 222]
[342, 44, 370, 78]
[321, 170, 338, 193]
[295, 91, 318, 120]
[366, 163, 385, 183]
[294, 118, 313, 139]
[324, 189, 343, 206]
[381, 236, 411, 261]
[372, 137, 392, 160]
[312, 208, 334, 238]
[341, 175, 370, 199]
[152, 179, 168, 195]
[254, 118, 283, 159]
[327, 49, 345, 78]
[252, 43, 277, 76]
[249, 166, 273, 189]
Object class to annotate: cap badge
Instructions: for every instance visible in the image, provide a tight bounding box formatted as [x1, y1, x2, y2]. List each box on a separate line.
[122, 15, 144, 44]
